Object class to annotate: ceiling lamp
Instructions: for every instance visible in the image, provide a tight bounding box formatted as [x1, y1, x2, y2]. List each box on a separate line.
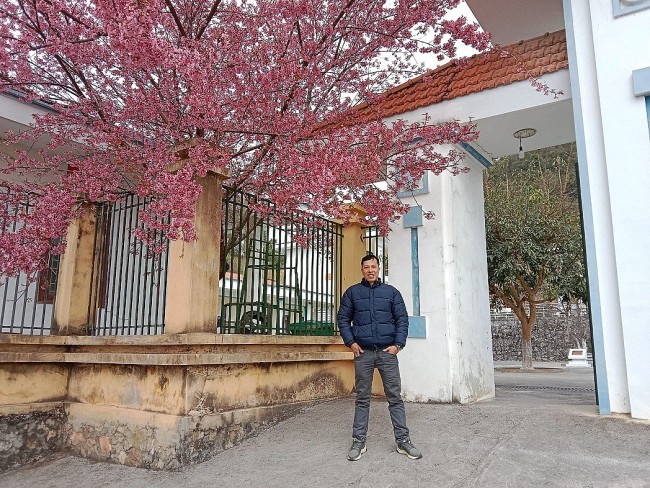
[513, 128, 537, 160]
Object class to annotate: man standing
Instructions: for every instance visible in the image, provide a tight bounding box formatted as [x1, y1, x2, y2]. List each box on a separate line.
[337, 254, 422, 461]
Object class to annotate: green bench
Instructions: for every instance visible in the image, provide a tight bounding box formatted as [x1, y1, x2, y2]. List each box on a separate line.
[287, 320, 336, 336]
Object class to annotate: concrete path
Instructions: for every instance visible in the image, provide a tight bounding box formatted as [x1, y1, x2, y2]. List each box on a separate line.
[2, 363, 649, 488]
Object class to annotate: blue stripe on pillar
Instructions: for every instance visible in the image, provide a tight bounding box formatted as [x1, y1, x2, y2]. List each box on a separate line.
[408, 315, 426, 338]
[411, 227, 420, 316]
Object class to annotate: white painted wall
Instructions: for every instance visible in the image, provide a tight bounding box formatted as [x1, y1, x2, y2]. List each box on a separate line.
[0, 92, 50, 127]
[389, 156, 494, 403]
[466, 0, 565, 45]
[391, 168, 453, 402]
[443, 159, 495, 403]
[565, 0, 650, 418]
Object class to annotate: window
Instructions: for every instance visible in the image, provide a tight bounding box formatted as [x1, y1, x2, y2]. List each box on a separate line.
[613, 0, 650, 17]
[37, 251, 60, 304]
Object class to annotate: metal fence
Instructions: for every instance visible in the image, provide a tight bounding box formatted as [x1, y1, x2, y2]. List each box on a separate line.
[0, 188, 58, 335]
[0, 254, 58, 335]
[219, 186, 343, 336]
[2, 187, 346, 337]
[364, 226, 388, 282]
[89, 195, 169, 336]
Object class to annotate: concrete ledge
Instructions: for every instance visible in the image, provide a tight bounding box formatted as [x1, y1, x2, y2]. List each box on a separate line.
[1, 334, 355, 416]
[0, 351, 352, 365]
[0, 402, 65, 416]
[0, 333, 352, 365]
[0, 333, 353, 366]
[0, 332, 345, 346]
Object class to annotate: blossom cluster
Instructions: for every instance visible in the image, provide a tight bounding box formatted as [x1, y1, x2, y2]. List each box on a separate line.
[0, 0, 489, 275]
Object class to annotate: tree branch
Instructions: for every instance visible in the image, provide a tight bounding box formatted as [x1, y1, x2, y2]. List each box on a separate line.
[196, 0, 222, 40]
[163, 0, 188, 38]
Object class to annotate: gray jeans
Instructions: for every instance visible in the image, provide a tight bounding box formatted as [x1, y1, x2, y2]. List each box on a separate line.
[352, 348, 410, 443]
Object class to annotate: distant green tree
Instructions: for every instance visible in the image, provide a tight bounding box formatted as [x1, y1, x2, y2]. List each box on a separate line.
[484, 144, 587, 369]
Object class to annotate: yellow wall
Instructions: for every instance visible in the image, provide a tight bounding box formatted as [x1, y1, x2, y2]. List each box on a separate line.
[0, 363, 68, 406]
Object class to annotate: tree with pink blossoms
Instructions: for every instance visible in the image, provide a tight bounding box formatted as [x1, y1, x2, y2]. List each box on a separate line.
[0, 0, 489, 276]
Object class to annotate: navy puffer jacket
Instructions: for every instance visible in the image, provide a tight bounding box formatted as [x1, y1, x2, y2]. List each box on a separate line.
[337, 279, 409, 350]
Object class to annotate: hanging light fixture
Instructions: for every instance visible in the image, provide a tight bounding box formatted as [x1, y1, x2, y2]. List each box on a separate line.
[513, 128, 537, 160]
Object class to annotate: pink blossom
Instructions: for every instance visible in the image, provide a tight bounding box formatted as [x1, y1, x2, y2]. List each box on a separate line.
[0, 0, 490, 274]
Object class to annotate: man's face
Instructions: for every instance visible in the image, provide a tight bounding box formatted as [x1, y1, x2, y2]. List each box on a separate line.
[361, 259, 379, 284]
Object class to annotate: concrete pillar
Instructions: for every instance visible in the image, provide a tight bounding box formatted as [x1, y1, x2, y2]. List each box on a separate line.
[389, 161, 494, 404]
[340, 204, 368, 292]
[53, 204, 98, 335]
[164, 168, 230, 334]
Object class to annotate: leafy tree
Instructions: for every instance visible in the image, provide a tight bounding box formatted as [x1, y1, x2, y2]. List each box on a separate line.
[484, 143, 587, 369]
[0, 0, 489, 277]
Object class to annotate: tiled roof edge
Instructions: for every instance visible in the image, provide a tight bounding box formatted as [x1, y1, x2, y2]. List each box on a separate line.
[353, 29, 568, 121]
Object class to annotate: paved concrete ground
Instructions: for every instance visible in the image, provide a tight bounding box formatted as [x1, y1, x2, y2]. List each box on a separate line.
[2, 362, 650, 488]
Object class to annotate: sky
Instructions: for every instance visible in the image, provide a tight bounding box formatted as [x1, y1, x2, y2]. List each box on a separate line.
[414, 1, 482, 71]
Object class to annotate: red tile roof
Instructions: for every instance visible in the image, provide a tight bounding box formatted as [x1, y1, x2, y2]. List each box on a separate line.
[349, 30, 568, 124]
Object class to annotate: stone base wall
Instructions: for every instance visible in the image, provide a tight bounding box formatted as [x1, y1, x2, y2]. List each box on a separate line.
[0, 400, 323, 473]
[0, 404, 66, 474]
[64, 401, 309, 471]
[0, 333, 354, 472]
[491, 303, 592, 361]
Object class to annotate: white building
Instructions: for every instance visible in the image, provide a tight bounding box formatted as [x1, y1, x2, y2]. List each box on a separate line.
[470, 0, 650, 421]
[381, 0, 650, 420]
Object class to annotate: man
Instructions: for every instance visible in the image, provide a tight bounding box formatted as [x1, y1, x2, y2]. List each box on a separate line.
[337, 254, 422, 461]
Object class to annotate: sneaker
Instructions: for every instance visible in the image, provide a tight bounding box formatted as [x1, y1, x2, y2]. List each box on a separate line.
[347, 439, 367, 461]
[396, 439, 422, 459]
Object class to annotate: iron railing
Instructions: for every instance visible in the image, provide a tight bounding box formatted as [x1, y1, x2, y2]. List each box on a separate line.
[89, 194, 169, 335]
[0, 188, 58, 335]
[219, 186, 343, 336]
[0, 254, 58, 335]
[2, 186, 347, 338]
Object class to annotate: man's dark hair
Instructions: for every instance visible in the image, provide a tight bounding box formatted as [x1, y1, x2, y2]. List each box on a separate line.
[361, 254, 380, 266]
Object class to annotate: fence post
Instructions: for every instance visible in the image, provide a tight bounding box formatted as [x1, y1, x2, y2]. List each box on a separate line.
[165, 168, 230, 334]
[52, 204, 98, 335]
[340, 204, 368, 293]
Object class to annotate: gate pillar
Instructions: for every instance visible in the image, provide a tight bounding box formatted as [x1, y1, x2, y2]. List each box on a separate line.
[53, 204, 98, 335]
[340, 204, 369, 292]
[164, 168, 230, 334]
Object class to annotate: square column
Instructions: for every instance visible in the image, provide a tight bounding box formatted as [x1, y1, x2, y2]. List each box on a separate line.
[339, 204, 369, 292]
[53, 204, 99, 335]
[165, 168, 230, 334]
[390, 161, 494, 404]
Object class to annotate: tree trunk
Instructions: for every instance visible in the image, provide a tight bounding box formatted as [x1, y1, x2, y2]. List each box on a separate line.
[521, 333, 533, 370]
[517, 299, 538, 370]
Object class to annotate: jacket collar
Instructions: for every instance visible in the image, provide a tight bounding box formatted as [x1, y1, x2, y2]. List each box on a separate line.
[361, 278, 382, 288]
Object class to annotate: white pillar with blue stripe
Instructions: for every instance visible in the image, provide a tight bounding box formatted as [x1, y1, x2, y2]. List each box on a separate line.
[388, 152, 495, 404]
